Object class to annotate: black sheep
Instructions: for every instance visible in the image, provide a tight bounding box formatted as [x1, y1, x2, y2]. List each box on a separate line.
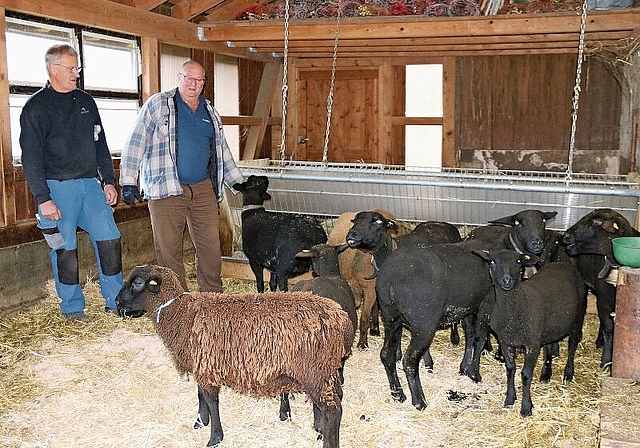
[473, 249, 587, 417]
[562, 208, 640, 370]
[232, 175, 328, 292]
[345, 209, 556, 411]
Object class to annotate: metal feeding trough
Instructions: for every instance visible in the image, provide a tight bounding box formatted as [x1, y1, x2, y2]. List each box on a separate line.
[227, 160, 640, 231]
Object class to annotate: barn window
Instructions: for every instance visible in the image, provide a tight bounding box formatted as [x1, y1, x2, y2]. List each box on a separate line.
[5, 14, 141, 163]
[405, 64, 443, 169]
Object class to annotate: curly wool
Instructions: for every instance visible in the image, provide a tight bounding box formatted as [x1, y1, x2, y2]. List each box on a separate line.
[144, 268, 354, 405]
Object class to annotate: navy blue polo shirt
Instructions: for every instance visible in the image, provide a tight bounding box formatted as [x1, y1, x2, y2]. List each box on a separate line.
[176, 95, 214, 184]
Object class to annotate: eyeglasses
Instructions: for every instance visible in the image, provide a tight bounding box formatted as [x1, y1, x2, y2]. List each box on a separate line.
[53, 63, 82, 74]
[179, 73, 205, 84]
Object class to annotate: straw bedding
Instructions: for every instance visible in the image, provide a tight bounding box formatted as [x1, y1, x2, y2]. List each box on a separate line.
[0, 271, 606, 448]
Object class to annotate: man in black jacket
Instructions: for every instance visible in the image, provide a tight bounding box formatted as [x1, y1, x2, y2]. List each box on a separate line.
[20, 44, 123, 323]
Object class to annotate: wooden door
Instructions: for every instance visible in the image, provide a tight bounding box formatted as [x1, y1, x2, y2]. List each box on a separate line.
[296, 69, 379, 163]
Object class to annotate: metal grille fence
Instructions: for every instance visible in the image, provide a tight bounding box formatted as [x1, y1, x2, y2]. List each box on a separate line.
[227, 160, 640, 231]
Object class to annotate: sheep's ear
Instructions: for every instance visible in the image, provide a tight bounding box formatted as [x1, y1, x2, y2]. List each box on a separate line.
[295, 249, 313, 258]
[147, 276, 162, 293]
[521, 254, 540, 267]
[601, 218, 622, 234]
[387, 219, 399, 231]
[472, 249, 491, 262]
[334, 243, 350, 254]
[232, 182, 244, 192]
[487, 215, 512, 227]
[543, 211, 558, 221]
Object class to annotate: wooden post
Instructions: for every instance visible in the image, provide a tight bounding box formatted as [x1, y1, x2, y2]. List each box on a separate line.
[612, 267, 640, 380]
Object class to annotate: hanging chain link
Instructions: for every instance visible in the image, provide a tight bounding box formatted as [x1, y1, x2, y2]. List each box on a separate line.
[566, 0, 588, 182]
[279, 0, 290, 165]
[322, 1, 341, 165]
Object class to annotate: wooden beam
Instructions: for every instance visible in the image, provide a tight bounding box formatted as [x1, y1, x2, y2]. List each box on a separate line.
[204, 0, 262, 21]
[242, 61, 281, 160]
[140, 37, 159, 102]
[0, 0, 271, 60]
[171, 0, 223, 20]
[442, 56, 456, 168]
[198, 10, 640, 43]
[0, 9, 15, 227]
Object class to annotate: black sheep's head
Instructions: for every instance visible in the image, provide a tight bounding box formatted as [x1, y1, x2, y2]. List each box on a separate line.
[473, 249, 539, 292]
[232, 175, 271, 206]
[346, 211, 398, 253]
[115, 265, 163, 318]
[563, 208, 637, 260]
[489, 209, 557, 255]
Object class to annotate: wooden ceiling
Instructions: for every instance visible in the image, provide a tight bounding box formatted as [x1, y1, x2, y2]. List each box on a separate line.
[38, 0, 640, 60]
[109, 1, 640, 60]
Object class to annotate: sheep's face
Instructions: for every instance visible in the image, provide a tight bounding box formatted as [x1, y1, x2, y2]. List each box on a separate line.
[474, 249, 538, 292]
[346, 211, 398, 253]
[233, 175, 271, 206]
[115, 267, 164, 318]
[563, 208, 635, 260]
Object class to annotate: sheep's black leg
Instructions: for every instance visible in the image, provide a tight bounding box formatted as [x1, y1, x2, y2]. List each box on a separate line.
[519, 346, 540, 417]
[403, 330, 434, 411]
[502, 345, 517, 408]
[458, 314, 477, 379]
[564, 325, 584, 383]
[539, 343, 554, 383]
[380, 318, 406, 403]
[194, 386, 210, 429]
[318, 380, 343, 448]
[249, 261, 265, 293]
[464, 296, 494, 383]
[279, 392, 291, 421]
[421, 348, 433, 370]
[268, 272, 278, 292]
[197, 386, 223, 447]
[450, 323, 461, 346]
[369, 301, 380, 336]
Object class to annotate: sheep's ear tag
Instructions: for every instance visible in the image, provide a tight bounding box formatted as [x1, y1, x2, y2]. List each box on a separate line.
[523, 254, 531, 261]
[613, 223, 619, 230]
[147, 278, 161, 293]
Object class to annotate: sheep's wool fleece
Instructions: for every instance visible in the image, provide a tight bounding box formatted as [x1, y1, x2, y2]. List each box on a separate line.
[149, 281, 354, 403]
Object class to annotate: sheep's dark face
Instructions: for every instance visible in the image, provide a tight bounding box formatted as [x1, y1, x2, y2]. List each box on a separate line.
[474, 249, 538, 292]
[115, 267, 163, 318]
[563, 208, 636, 260]
[233, 175, 271, 206]
[346, 211, 398, 253]
[489, 209, 557, 255]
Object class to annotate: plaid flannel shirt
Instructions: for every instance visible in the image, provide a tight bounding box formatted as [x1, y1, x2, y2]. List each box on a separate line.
[119, 88, 244, 201]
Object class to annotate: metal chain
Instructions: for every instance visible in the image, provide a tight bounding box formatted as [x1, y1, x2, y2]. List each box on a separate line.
[566, 0, 588, 182]
[322, 1, 341, 165]
[279, 0, 290, 165]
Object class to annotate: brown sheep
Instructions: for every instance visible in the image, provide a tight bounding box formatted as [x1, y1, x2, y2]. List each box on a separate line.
[327, 209, 405, 348]
[116, 265, 354, 448]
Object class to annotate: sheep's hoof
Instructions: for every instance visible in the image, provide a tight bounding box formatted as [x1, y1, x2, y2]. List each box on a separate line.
[390, 388, 406, 403]
[206, 434, 223, 446]
[357, 341, 369, 350]
[412, 398, 427, 411]
[369, 328, 380, 337]
[193, 415, 205, 429]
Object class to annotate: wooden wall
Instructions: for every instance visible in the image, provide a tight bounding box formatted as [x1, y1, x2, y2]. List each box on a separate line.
[455, 54, 624, 174]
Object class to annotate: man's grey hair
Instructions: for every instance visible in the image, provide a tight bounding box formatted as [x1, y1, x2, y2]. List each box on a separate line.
[45, 44, 78, 66]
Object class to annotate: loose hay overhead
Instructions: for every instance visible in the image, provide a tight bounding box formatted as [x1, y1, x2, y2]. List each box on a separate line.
[1, 274, 606, 447]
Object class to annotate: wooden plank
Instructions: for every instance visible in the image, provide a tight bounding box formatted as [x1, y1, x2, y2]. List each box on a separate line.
[380, 61, 393, 165]
[221, 257, 313, 284]
[204, 0, 259, 21]
[599, 377, 640, 448]
[171, 0, 223, 20]
[242, 61, 281, 160]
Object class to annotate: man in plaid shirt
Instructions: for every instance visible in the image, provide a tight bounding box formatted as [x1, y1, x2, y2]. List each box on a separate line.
[120, 60, 244, 293]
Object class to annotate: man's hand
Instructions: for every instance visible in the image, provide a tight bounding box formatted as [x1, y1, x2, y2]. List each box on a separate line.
[40, 199, 61, 220]
[104, 184, 118, 206]
[121, 185, 143, 207]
